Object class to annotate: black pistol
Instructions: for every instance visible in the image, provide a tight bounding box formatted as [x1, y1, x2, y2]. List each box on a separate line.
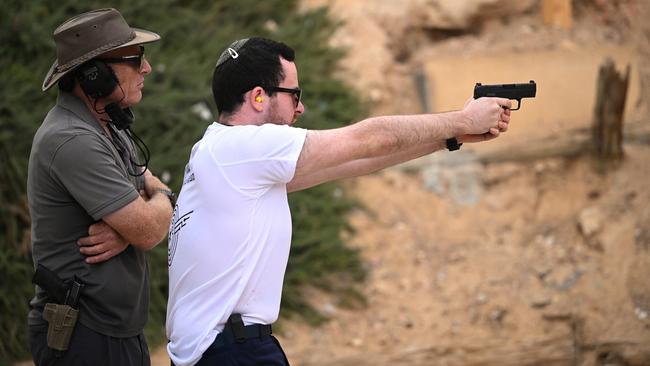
[474, 80, 537, 111]
[32, 264, 84, 352]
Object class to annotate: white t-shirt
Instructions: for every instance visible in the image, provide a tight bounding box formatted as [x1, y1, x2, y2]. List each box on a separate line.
[166, 122, 307, 366]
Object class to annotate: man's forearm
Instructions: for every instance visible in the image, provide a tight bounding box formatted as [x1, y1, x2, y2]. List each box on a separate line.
[103, 190, 173, 251]
[288, 141, 445, 192]
[354, 111, 467, 158]
[132, 171, 173, 250]
[353, 140, 446, 173]
[137, 191, 173, 249]
[295, 110, 468, 181]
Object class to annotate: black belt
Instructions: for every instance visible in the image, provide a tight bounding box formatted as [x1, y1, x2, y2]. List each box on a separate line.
[210, 314, 272, 349]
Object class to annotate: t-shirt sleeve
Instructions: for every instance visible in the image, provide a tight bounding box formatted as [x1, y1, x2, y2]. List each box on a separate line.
[213, 124, 307, 191]
[50, 133, 139, 220]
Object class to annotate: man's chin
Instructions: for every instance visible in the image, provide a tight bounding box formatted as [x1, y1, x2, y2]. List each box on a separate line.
[119, 96, 142, 109]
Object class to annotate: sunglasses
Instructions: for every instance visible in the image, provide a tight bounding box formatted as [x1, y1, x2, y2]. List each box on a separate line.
[99, 45, 145, 69]
[266, 86, 302, 108]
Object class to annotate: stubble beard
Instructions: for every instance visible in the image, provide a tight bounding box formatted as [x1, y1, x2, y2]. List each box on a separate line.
[267, 99, 292, 125]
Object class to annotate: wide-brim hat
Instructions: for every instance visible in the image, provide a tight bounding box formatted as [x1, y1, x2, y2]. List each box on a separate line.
[42, 8, 160, 91]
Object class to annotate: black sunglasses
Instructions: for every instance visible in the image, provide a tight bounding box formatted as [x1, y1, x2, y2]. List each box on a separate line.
[99, 46, 145, 69]
[266, 86, 302, 107]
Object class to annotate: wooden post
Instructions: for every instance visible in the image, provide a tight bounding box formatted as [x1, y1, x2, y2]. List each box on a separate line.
[592, 58, 630, 161]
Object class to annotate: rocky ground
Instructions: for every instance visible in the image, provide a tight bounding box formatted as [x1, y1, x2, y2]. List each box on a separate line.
[280, 143, 650, 365]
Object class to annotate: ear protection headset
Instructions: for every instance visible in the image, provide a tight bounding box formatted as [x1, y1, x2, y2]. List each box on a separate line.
[75, 60, 134, 130]
[76, 60, 118, 99]
[74, 59, 149, 176]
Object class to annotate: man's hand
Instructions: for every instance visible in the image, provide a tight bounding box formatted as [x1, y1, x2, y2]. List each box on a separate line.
[143, 169, 170, 198]
[460, 97, 511, 136]
[459, 98, 511, 143]
[77, 221, 129, 264]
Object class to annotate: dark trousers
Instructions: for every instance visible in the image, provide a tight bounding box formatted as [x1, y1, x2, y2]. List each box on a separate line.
[29, 322, 150, 366]
[181, 334, 290, 366]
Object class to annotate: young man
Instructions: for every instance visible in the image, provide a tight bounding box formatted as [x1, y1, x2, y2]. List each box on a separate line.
[28, 8, 174, 366]
[166, 37, 511, 366]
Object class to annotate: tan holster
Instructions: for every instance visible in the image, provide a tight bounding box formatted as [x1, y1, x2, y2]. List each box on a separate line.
[42, 303, 79, 351]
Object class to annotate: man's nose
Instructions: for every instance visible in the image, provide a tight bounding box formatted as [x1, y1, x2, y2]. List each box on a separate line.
[296, 100, 305, 115]
[141, 57, 152, 75]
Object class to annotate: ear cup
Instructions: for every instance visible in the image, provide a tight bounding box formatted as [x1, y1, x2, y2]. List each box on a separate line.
[76, 60, 118, 99]
[104, 104, 134, 130]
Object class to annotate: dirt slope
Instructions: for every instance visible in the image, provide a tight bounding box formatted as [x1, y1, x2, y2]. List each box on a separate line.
[278, 1, 650, 365]
[280, 144, 650, 365]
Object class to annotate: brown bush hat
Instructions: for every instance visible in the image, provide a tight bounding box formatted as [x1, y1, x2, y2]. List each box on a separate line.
[42, 8, 160, 91]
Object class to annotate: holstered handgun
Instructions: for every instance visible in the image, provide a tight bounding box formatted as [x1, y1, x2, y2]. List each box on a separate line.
[42, 303, 78, 351]
[32, 264, 84, 352]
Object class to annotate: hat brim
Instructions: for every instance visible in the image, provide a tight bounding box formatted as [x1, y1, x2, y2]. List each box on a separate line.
[42, 28, 161, 91]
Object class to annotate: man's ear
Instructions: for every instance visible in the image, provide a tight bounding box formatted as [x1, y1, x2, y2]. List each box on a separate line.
[250, 87, 265, 112]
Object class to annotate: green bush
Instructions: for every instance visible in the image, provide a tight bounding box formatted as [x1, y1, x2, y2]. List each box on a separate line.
[0, 0, 366, 363]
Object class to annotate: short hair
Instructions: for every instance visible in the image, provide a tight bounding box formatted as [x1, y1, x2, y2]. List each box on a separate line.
[58, 72, 76, 92]
[212, 37, 295, 116]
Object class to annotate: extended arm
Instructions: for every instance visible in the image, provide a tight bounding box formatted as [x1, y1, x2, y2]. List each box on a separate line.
[288, 141, 444, 192]
[288, 97, 511, 191]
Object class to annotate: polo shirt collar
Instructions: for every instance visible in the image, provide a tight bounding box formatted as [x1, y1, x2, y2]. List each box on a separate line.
[56, 92, 104, 133]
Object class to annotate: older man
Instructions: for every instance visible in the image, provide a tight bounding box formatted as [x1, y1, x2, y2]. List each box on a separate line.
[165, 37, 511, 366]
[28, 8, 174, 366]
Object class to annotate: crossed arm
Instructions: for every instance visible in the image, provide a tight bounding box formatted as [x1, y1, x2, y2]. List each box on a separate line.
[77, 170, 173, 263]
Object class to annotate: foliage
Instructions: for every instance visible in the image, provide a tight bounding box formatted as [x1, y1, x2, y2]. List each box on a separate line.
[0, 0, 366, 363]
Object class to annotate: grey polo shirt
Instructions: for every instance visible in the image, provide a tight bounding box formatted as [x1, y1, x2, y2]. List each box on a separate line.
[27, 92, 148, 337]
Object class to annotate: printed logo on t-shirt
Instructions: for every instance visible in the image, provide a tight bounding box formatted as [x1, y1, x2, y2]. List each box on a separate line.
[168, 206, 193, 267]
[183, 164, 195, 185]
